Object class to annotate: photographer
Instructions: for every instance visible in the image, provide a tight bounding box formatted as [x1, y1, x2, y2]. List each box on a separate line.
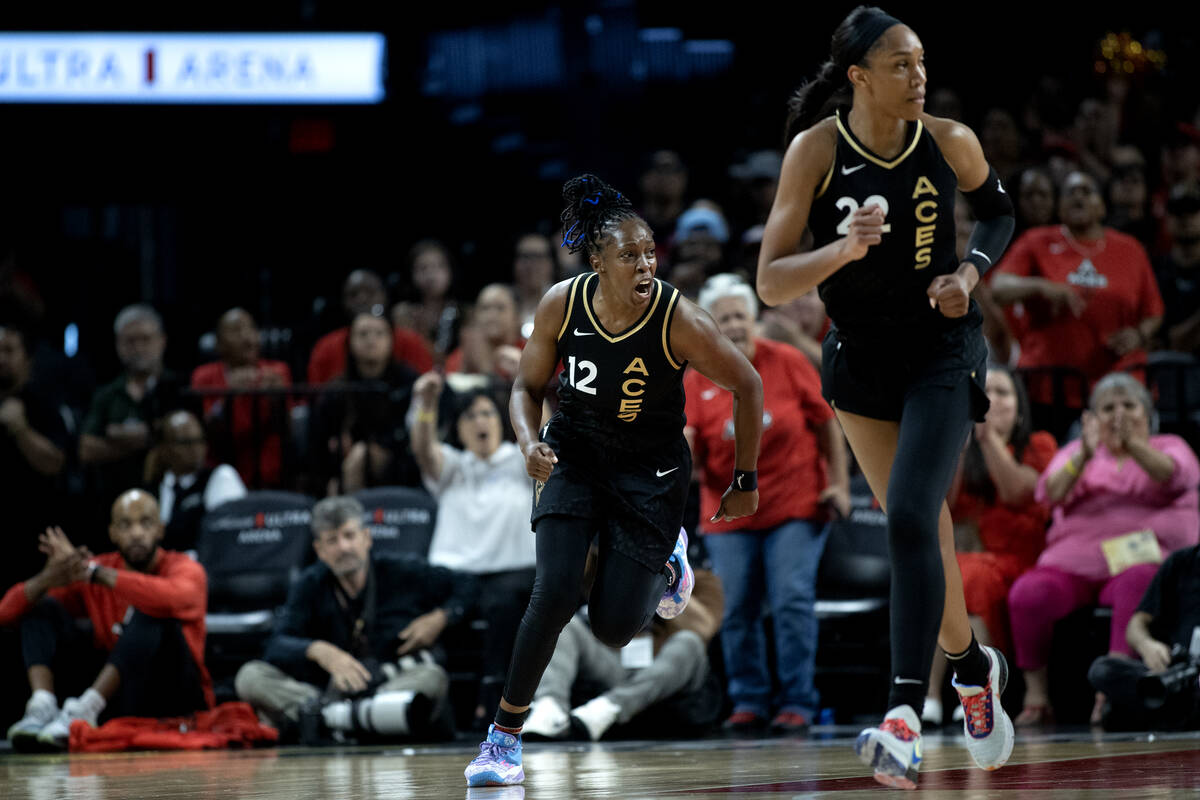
[235, 496, 476, 743]
[1088, 543, 1200, 730]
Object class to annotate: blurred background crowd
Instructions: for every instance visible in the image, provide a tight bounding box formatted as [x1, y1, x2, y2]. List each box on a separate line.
[2, 1, 1199, 746]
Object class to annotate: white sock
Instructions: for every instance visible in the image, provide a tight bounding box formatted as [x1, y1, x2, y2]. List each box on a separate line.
[571, 695, 621, 741]
[77, 688, 106, 719]
[31, 689, 58, 710]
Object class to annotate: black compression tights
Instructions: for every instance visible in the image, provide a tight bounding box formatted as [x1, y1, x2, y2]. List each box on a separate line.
[500, 516, 669, 708]
[882, 379, 974, 713]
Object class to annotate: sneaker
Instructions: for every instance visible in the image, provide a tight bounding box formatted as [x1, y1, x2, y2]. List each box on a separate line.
[952, 645, 1015, 771]
[36, 697, 99, 751]
[657, 528, 694, 619]
[7, 693, 58, 751]
[465, 724, 525, 787]
[770, 710, 810, 735]
[723, 710, 768, 733]
[523, 697, 570, 740]
[570, 695, 621, 741]
[921, 697, 943, 727]
[855, 705, 923, 790]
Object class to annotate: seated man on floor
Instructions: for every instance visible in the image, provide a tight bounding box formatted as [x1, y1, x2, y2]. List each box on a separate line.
[2, 489, 212, 750]
[1088, 542, 1200, 731]
[523, 541, 724, 741]
[235, 496, 476, 743]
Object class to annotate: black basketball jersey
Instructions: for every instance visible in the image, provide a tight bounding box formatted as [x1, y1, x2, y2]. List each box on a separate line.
[553, 273, 687, 452]
[808, 110, 980, 341]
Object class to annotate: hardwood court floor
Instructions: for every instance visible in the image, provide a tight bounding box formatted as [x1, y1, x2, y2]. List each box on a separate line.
[2, 726, 1198, 799]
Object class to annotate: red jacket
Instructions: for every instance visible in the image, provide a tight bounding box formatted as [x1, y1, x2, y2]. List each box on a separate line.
[0, 550, 214, 708]
[307, 326, 433, 384]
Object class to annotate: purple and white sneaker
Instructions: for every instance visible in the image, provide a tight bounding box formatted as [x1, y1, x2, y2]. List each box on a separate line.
[465, 724, 525, 787]
[657, 528, 694, 619]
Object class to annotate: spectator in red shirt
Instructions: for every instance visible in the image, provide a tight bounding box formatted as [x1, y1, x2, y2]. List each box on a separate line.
[2, 489, 211, 751]
[922, 366, 1056, 727]
[990, 170, 1164, 436]
[684, 274, 849, 734]
[190, 308, 292, 488]
[308, 270, 433, 384]
[444, 284, 524, 380]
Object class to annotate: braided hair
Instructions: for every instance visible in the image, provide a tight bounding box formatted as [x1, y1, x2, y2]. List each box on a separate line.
[559, 174, 641, 256]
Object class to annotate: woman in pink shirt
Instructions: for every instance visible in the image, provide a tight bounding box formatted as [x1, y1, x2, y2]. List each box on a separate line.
[1008, 372, 1200, 725]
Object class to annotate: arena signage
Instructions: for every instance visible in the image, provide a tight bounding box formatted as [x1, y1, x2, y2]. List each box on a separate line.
[0, 33, 385, 103]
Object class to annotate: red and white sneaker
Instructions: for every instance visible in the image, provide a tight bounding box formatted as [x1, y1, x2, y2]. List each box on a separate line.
[855, 705, 923, 790]
[952, 645, 1015, 770]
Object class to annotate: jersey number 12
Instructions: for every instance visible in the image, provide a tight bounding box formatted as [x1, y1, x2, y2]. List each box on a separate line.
[567, 356, 598, 395]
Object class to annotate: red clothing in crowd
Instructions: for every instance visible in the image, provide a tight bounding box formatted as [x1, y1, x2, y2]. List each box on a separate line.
[307, 326, 434, 385]
[0, 550, 214, 708]
[992, 225, 1164, 406]
[190, 360, 292, 487]
[951, 430, 1057, 656]
[685, 337, 834, 533]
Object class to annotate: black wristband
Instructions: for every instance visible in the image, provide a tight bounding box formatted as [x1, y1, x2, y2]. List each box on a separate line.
[732, 469, 757, 492]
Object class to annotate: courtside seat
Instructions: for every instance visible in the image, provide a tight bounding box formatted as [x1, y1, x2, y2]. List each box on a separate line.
[195, 489, 314, 638]
[353, 486, 438, 559]
[814, 472, 891, 720]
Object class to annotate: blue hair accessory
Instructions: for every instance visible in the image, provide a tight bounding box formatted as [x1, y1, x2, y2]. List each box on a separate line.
[562, 221, 582, 247]
[583, 191, 601, 205]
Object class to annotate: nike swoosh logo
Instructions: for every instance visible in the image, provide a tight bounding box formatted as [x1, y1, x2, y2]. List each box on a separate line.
[841, 164, 866, 175]
[997, 179, 1006, 194]
[573, 328, 595, 336]
[701, 388, 719, 401]
[969, 248, 992, 264]
[656, 467, 679, 477]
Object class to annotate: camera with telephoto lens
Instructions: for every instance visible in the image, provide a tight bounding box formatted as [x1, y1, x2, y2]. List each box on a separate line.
[1136, 644, 1200, 710]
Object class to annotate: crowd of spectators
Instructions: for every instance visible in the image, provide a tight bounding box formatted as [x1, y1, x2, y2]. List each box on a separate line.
[3, 53, 1200, 750]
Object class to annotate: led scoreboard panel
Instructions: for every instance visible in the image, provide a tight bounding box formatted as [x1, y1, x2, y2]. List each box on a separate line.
[0, 33, 386, 104]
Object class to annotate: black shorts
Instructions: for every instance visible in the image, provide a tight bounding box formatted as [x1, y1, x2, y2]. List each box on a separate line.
[531, 415, 691, 571]
[820, 322, 990, 423]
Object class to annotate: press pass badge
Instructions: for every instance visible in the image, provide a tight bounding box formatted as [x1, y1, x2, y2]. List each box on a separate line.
[1100, 530, 1163, 577]
[621, 634, 654, 669]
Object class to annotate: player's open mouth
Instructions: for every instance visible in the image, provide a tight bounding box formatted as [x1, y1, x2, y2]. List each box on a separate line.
[635, 279, 652, 298]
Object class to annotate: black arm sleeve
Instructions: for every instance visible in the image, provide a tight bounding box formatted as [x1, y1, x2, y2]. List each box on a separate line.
[961, 167, 1015, 278]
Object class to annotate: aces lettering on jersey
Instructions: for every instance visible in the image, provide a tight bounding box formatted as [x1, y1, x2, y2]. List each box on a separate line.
[912, 175, 939, 270]
[618, 357, 649, 421]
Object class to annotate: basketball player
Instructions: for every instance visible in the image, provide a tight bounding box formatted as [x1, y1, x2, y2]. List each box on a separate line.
[466, 174, 763, 787]
[756, 6, 1016, 790]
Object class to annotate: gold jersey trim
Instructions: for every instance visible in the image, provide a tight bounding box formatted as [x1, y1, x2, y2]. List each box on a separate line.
[556, 275, 584, 341]
[835, 110, 924, 170]
[815, 141, 836, 199]
[580, 272, 662, 343]
[661, 286, 683, 370]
